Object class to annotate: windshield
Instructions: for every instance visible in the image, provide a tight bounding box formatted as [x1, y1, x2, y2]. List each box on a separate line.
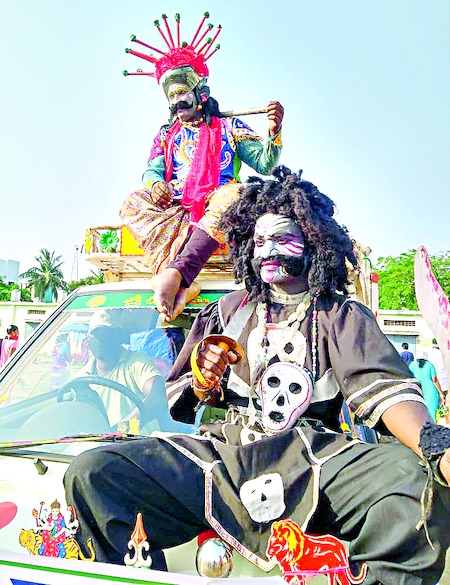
[0, 290, 196, 445]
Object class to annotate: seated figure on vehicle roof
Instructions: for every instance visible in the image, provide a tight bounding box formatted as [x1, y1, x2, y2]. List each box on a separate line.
[66, 167, 450, 583]
[120, 12, 284, 323]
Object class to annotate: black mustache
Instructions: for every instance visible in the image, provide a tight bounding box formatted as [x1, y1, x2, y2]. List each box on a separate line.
[251, 254, 310, 277]
[170, 101, 194, 115]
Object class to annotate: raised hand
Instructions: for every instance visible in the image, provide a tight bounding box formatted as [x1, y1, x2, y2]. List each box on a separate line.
[267, 101, 284, 136]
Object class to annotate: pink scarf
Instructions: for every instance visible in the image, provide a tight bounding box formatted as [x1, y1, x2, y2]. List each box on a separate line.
[164, 116, 222, 224]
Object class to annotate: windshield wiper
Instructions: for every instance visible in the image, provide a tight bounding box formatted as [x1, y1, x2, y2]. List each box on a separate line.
[0, 432, 145, 452]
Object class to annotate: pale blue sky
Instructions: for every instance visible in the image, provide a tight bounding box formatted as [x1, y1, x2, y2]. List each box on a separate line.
[1, 0, 449, 280]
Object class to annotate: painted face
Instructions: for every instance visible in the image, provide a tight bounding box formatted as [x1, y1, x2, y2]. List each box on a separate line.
[253, 214, 305, 284]
[240, 473, 286, 523]
[166, 82, 198, 122]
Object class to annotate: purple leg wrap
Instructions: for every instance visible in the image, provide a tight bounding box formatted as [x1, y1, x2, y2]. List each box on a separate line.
[168, 228, 219, 287]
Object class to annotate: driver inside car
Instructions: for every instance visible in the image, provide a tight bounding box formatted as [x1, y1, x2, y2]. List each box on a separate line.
[73, 309, 170, 432]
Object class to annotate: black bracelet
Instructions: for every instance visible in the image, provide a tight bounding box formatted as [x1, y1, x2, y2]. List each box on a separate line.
[419, 422, 450, 486]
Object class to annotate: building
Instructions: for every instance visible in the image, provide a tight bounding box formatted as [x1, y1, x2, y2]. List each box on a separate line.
[0, 300, 58, 344]
[377, 309, 434, 356]
[0, 259, 19, 284]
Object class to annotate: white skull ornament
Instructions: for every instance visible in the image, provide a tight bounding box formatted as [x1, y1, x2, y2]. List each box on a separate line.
[259, 362, 313, 432]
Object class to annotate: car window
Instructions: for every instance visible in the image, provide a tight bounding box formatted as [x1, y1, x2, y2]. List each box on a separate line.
[0, 291, 195, 444]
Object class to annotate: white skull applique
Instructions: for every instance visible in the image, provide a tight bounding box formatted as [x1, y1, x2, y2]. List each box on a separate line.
[259, 362, 313, 433]
[239, 473, 286, 523]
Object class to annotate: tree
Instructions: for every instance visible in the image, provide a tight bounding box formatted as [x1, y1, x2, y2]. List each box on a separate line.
[66, 270, 105, 292]
[376, 249, 450, 310]
[20, 249, 67, 302]
[0, 279, 31, 302]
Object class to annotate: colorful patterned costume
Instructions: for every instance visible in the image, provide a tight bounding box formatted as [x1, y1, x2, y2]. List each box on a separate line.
[119, 12, 283, 285]
[120, 116, 282, 275]
[38, 513, 67, 558]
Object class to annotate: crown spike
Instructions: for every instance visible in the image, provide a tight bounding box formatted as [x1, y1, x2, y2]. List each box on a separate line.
[203, 25, 222, 57]
[161, 14, 175, 48]
[193, 23, 214, 50]
[125, 47, 159, 64]
[175, 13, 181, 47]
[190, 11, 210, 46]
[204, 44, 220, 61]
[198, 38, 213, 54]
[130, 34, 165, 55]
[153, 19, 172, 49]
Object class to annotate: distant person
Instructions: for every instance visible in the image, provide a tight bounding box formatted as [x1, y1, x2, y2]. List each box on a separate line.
[50, 334, 72, 390]
[0, 325, 19, 368]
[410, 350, 445, 421]
[428, 338, 448, 395]
[400, 342, 414, 366]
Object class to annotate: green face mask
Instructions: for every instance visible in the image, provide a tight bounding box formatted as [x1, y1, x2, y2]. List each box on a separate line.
[161, 66, 202, 96]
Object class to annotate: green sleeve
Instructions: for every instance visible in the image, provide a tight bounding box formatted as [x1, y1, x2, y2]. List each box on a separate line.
[142, 155, 166, 190]
[236, 130, 283, 175]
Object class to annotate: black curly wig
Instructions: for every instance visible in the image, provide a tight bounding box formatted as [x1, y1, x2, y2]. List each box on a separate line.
[220, 166, 357, 301]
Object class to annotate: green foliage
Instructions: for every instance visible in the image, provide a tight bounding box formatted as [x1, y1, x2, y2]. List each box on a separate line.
[0, 280, 13, 302]
[376, 249, 450, 310]
[0, 280, 29, 302]
[66, 271, 105, 292]
[19, 249, 68, 302]
[20, 288, 32, 302]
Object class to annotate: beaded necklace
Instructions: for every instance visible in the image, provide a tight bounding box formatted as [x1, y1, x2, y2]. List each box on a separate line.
[179, 116, 204, 127]
[256, 292, 319, 382]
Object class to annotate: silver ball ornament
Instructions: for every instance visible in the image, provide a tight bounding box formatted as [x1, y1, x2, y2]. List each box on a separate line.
[196, 537, 233, 578]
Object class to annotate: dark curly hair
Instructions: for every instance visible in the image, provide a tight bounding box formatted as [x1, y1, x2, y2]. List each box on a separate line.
[220, 166, 357, 301]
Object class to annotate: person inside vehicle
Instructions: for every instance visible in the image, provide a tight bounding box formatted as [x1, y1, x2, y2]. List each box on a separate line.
[120, 12, 283, 323]
[65, 167, 450, 583]
[73, 309, 171, 432]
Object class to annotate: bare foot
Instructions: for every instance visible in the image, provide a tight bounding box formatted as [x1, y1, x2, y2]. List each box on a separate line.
[151, 271, 201, 322]
[167, 281, 202, 323]
[152, 268, 183, 319]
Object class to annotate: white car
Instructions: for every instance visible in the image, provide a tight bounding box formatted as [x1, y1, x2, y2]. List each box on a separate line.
[0, 279, 304, 585]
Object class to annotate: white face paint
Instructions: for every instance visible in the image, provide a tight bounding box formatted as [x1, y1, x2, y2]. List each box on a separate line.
[253, 214, 305, 285]
[166, 82, 198, 122]
[259, 362, 313, 432]
[239, 473, 286, 523]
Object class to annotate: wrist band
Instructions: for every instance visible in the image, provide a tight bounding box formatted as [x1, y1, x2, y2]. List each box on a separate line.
[419, 422, 450, 487]
[190, 335, 245, 400]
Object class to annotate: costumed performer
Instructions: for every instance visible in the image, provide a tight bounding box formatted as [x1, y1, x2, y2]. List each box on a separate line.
[120, 12, 284, 322]
[65, 166, 450, 583]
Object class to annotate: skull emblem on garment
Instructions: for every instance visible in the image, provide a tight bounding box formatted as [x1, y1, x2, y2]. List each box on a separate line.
[259, 362, 313, 432]
[239, 473, 285, 523]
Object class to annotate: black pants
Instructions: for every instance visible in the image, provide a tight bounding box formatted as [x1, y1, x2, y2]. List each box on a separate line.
[64, 438, 450, 584]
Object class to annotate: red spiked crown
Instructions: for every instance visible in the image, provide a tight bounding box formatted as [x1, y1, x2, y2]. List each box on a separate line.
[123, 12, 222, 83]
